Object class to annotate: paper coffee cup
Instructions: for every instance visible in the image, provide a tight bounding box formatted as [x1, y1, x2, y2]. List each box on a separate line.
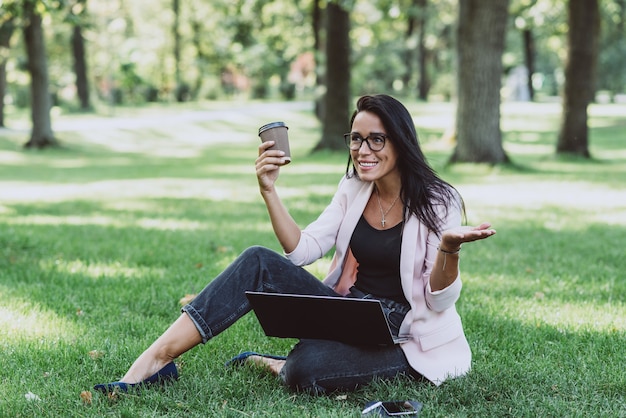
[258, 121, 291, 163]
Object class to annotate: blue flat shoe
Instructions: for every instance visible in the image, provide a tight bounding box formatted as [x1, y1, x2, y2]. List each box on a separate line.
[225, 351, 287, 367]
[93, 361, 178, 393]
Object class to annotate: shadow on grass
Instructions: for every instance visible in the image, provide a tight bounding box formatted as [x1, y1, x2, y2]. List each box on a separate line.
[2, 194, 624, 333]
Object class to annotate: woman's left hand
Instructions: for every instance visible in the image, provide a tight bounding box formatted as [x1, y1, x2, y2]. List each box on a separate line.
[440, 222, 496, 251]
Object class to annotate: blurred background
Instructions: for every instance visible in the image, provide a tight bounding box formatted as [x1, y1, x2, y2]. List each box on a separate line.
[0, 0, 624, 159]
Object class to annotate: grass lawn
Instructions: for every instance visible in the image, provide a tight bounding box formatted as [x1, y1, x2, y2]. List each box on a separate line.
[1, 99, 625, 417]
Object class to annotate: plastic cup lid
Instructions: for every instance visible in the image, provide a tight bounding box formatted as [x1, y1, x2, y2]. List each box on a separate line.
[258, 121, 288, 135]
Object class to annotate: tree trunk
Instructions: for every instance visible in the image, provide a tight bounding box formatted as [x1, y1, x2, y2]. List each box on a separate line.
[0, 19, 15, 127]
[403, 0, 429, 99]
[23, 0, 57, 148]
[312, 0, 322, 54]
[190, 16, 206, 100]
[616, 0, 625, 34]
[173, 0, 185, 102]
[72, 23, 91, 110]
[312, 0, 325, 120]
[450, 0, 509, 164]
[522, 28, 535, 101]
[416, 0, 429, 101]
[402, 0, 417, 90]
[556, 0, 599, 157]
[314, 1, 350, 152]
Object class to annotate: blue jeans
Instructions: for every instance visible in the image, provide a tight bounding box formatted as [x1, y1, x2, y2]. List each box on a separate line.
[182, 246, 422, 394]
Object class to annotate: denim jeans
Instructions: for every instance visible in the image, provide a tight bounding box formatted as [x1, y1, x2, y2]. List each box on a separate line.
[182, 245, 421, 394]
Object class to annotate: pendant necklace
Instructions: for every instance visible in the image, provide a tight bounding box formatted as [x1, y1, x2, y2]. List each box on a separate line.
[375, 188, 400, 228]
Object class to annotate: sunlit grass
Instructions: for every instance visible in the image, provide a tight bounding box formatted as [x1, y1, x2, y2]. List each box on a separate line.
[1, 100, 625, 416]
[0, 295, 83, 341]
[508, 299, 624, 332]
[39, 259, 167, 281]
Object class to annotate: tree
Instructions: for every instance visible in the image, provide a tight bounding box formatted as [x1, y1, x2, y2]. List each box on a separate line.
[314, 1, 351, 152]
[0, 17, 16, 127]
[403, 0, 429, 100]
[172, 0, 187, 102]
[189, 3, 208, 100]
[312, 0, 324, 119]
[450, 0, 510, 164]
[597, 0, 624, 99]
[23, 0, 57, 148]
[521, 25, 535, 101]
[415, 0, 429, 100]
[69, 0, 91, 110]
[556, 0, 599, 157]
[509, 0, 546, 102]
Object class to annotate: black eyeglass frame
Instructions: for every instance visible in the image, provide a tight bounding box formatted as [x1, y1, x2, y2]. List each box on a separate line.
[343, 133, 389, 151]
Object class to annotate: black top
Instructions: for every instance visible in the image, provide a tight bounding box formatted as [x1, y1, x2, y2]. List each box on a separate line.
[349, 215, 408, 304]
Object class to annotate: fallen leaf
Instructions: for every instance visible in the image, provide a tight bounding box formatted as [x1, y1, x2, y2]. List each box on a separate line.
[25, 392, 41, 401]
[179, 294, 196, 305]
[88, 350, 105, 360]
[335, 394, 348, 400]
[80, 391, 92, 405]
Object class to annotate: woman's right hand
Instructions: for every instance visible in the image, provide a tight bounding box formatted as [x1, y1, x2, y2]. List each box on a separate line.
[255, 140, 301, 252]
[256, 141, 288, 193]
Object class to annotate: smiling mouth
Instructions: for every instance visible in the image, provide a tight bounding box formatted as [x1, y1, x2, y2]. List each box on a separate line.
[359, 161, 378, 168]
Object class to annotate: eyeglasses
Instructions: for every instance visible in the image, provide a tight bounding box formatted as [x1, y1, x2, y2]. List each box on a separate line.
[343, 133, 388, 151]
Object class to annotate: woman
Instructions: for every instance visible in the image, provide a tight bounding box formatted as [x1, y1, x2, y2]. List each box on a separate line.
[94, 94, 495, 395]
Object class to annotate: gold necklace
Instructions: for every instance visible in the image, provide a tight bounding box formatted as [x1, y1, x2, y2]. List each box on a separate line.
[375, 188, 400, 228]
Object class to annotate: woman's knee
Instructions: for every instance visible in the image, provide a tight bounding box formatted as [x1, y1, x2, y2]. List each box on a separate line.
[236, 246, 279, 271]
[239, 245, 274, 260]
[280, 340, 352, 395]
[280, 340, 415, 395]
[280, 359, 328, 395]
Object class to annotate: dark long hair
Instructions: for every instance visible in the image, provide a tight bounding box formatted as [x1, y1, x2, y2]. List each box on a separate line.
[345, 94, 464, 235]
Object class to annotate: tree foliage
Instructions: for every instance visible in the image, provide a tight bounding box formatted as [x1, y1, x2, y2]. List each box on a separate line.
[5, 0, 625, 106]
[2, 0, 625, 155]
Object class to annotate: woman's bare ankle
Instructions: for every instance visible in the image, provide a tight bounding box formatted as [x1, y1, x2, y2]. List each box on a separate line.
[121, 349, 174, 383]
[119, 313, 198, 383]
[248, 355, 286, 376]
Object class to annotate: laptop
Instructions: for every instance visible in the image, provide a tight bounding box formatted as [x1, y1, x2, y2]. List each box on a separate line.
[245, 291, 411, 346]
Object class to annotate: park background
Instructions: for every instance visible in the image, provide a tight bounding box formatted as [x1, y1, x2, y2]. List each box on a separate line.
[1, 0, 625, 417]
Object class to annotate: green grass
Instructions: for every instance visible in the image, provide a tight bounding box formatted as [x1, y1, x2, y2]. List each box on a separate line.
[1, 100, 625, 417]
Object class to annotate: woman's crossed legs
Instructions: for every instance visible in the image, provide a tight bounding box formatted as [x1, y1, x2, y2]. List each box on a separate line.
[110, 246, 417, 394]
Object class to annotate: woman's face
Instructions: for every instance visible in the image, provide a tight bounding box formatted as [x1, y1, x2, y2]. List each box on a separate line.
[349, 111, 400, 184]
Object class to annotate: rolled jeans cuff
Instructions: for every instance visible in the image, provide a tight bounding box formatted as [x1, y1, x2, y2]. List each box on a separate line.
[181, 304, 212, 344]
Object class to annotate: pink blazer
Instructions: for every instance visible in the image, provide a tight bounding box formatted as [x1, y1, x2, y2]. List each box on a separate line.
[286, 175, 471, 385]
